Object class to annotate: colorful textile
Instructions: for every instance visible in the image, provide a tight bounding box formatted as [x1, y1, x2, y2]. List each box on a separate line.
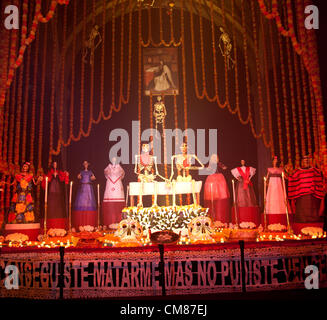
[288, 168, 324, 200]
[8, 174, 35, 224]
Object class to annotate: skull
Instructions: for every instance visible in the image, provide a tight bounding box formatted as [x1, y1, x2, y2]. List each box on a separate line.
[188, 216, 213, 241]
[115, 219, 143, 242]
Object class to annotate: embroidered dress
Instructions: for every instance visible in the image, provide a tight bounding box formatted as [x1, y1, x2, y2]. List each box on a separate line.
[103, 163, 125, 226]
[8, 174, 35, 224]
[231, 166, 259, 225]
[72, 170, 97, 228]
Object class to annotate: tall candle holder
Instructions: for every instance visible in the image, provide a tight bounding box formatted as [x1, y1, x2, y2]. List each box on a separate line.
[69, 181, 73, 234]
[282, 172, 292, 234]
[44, 177, 48, 236]
[97, 184, 100, 227]
[263, 177, 267, 231]
[232, 179, 238, 226]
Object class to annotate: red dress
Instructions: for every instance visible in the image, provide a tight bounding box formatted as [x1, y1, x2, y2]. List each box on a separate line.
[204, 163, 230, 223]
[42, 169, 69, 229]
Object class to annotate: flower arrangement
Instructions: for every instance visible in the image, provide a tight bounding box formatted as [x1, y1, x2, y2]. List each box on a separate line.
[301, 227, 324, 237]
[47, 228, 67, 237]
[268, 224, 287, 232]
[79, 225, 95, 232]
[123, 205, 209, 231]
[5, 233, 29, 242]
[239, 222, 256, 229]
[214, 221, 228, 229]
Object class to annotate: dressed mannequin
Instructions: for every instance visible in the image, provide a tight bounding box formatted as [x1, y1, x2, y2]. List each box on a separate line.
[102, 157, 125, 226]
[72, 161, 97, 229]
[288, 155, 324, 223]
[203, 154, 230, 223]
[42, 161, 69, 229]
[5, 162, 43, 240]
[8, 162, 43, 224]
[265, 156, 291, 226]
[231, 160, 259, 226]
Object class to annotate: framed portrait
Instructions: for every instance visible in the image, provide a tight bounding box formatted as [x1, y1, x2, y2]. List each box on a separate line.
[143, 47, 179, 96]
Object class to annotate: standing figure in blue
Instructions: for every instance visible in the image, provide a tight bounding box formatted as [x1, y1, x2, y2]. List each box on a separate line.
[72, 160, 97, 229]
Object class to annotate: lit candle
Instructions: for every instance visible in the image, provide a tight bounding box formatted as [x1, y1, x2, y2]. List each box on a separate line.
[69, 181, 73, 233]
[263, 177, 267, 201]
[45, 176, 48, 203]
[232, 179, 236, 204]
[69, 181, 73, 203]
[97, 184, 100, 227]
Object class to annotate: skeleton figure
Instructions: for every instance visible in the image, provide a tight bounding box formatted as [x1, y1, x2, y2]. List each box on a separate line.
[134, 143, 166, 207]
[170, 143, 204, 182]
[153, 96, 167, 133]
[188, 216, 214, 241]
[137, 0, 155, 7]
[218, 27, 235, 70]
[83, 25, 102, 65]
[115, 219, 143, 242]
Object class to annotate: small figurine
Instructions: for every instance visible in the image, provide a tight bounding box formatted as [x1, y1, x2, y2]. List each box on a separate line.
[170, 142, 204, 182]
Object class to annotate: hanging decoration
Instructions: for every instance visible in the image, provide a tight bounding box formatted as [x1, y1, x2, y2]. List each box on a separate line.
[218, 27, 235, 70]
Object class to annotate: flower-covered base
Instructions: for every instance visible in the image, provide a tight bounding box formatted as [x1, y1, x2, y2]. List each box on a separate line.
[122, 205, 209, 231]
[4, 223, 40, 241]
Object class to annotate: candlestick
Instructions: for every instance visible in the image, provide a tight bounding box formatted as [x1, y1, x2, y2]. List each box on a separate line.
[232, 179, 236, 204]
[45, 176, 48, 203]
[232, 179, 238, 226]
[69, 181, 73, 233]
[44, 177, 48, 236]
[153, 182, 158, 206]
[192, 179, 197, 205]
[263, 177, 267, 231]
[210, 183, 213, 217]
[281, 172, 292, 234]
[172, 180, 176, 207]
[97, 184, 100, 227]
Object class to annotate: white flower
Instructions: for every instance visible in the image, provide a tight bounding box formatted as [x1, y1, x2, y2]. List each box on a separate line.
[109, 223, 119, 230]
[79, 225, 94, 232]
[268, 224, 286, 232]
[47, 228, 67, 237]
[5, 233, 29, 242]
[301, 227, 323, 237]
[239, 222, 256, 229]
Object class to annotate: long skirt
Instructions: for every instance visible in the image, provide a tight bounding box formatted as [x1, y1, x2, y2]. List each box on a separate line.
[204, 173, 230, 223]
[102, 201, 125, 226]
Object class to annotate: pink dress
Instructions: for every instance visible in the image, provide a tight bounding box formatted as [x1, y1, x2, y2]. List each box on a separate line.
[102, 164, 125, 226]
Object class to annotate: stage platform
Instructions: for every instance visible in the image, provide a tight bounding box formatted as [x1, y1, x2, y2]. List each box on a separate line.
[1, 239, 326, 299]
